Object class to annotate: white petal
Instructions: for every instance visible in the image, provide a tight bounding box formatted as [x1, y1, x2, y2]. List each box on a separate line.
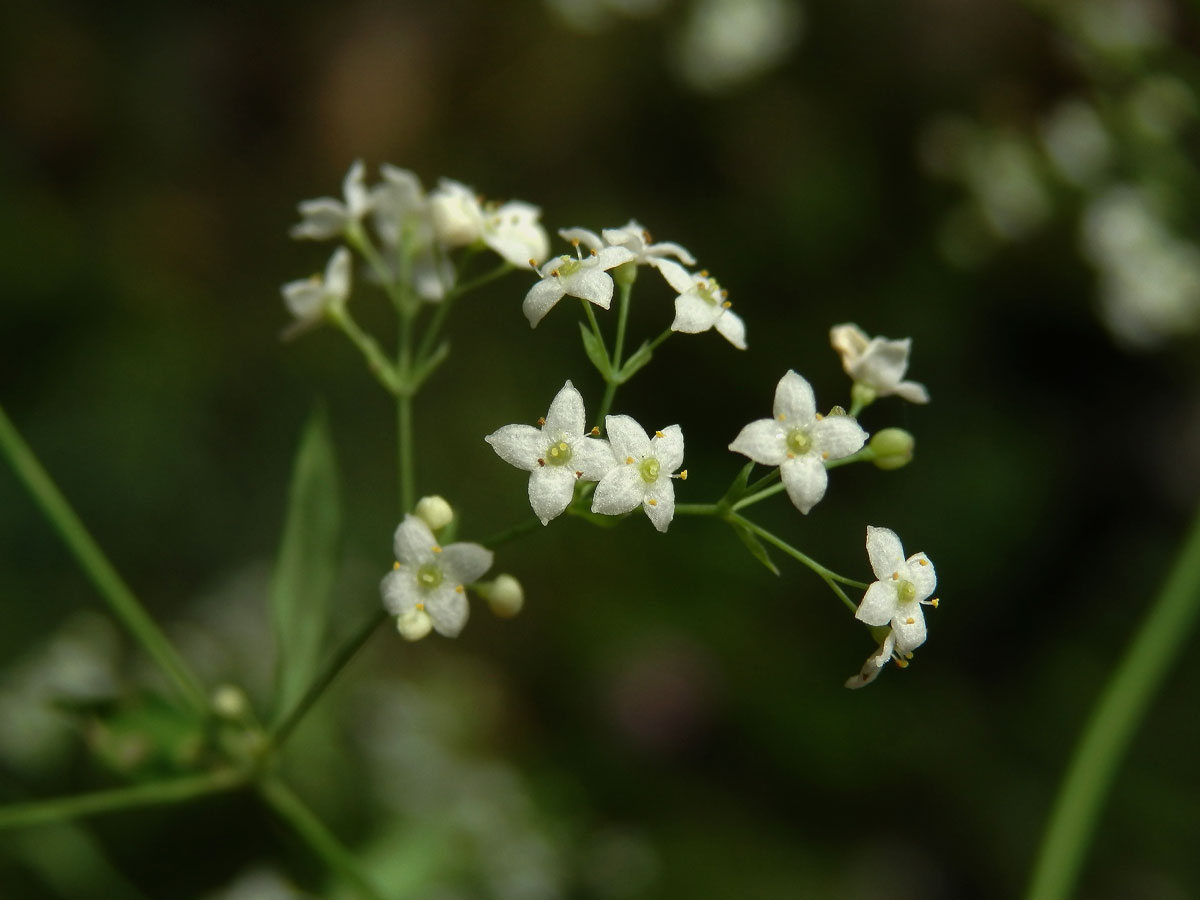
[773, 371, 816, 424]
[591, 464, 644, 516]
[654, 258, 697, 294]
[652, 425, 685, 473]
[323, 247, 352, 302]
[393, 514, 437, 565]
[865, 526, 906, 582]
[568, 269, 614, 308]
[812, 415, 868, 460]
[528, 466, 578, 524]
[728, 419, 787, 466]
[572, 437, 617, 481]
[845, 631, 896, 689]
[423, 584, 469, 637]
[829, 323, 870, 367]
[781, 454, 828, 514]
[644, 240, 696, 266]
[281, 277, 325, 320]
[894, 380, 930, 404]
[544, 380, 585, 439]
[439, 542, 494, 584]
[671, 294, 723, 333]
[523, 279, 567, 327]
[851, 338, 910, 390]
[380, 568, 419, 616]
[643, 478, 675, 532]
[595, 246, 637, 270]
[854, 581, 898, 627]
[342, 160, 370, 217]
[891, 602, 927, 653]
[604, 415, 651, 461]
[906, 552, 937, 600]
[290, 199, 347, 240]
[715, 310, 747, 349]
[559, 227, 603, 251]
[485, 424, 544, 471]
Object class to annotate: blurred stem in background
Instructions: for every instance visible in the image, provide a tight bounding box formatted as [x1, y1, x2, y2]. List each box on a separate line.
[1025, 501, 1200, 900]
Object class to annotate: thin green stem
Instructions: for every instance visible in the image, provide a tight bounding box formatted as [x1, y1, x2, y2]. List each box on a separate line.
[611, 281, 633, 371]
[732, 482, 788, 511]
[645, 327, 674, 353]
[415, 296, 454, 364]
[259, 779, 387, 900]
[328, 308, 400, 395]
[346, 225, 408, 314]
[825, 445, 875, 469]
[597, 379, 619, 428]
[1025, 503, 1200, 900]
[0, 770, 246, 830]
[0, 405, 209, 716]
[742, 468, 781, 496]
[479, 517, 541, 548]
[448, 262, 514, 302]
[673, 503, 721, 516]
[397, 390, 415, 513]
[581, 300, 608, 362]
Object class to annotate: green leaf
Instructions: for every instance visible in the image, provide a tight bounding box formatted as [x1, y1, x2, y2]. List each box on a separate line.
[720, 461, 756, 504]
[733, 523, 780, 576]
[578, 321, 611, 378]
[615, 341, 653, 384]
[270, 405, 342, 724]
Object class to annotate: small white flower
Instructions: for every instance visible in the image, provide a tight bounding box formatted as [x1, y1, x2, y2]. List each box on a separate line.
[428, 178, 484, 247]
[830, 324, 930, 404]
[483, 574, 525, 618]
[522, 244, 637, 327]
[369, 165, 452, 302]
[728, 371, 867, 514]
[429, 179, 551, 267]
[559, 221, 695, 282]
[485, 380, 616, 524]
[656, 259, 747, 349]
[414, 494, 454, 531]
[379, 515, 494, 638]
[844, 630, 897, 689]
[280, 247, 352, 324]
[290, 160, 373, 240]
[854, 526, 937, 657]
[591, 415, 685, 533]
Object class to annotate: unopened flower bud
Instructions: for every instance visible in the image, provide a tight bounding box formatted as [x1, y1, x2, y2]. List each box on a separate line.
[611, 260, 638, 287]
[396, 607, 433, 641]
[212, 684, 250, 720]
[869, 428, 915, 470]
[851, 382, 878, 411]
[483, 574, 524, 618]
[415, 495, 454, 531]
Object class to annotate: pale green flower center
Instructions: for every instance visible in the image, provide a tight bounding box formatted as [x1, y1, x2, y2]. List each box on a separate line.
[546, 440, 573, 466]
[639, 457, 661, 483]
[786, 428, 811, 454]
[697, 279, 722, 306]
[417, 563, 444, 590]
[897, 579, 916, 605]
[556, 257, 583, 278]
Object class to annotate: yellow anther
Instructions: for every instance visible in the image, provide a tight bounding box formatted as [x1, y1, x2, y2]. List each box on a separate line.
[528, 258, 538, 269]
[647, 498, 657, 506]
[918, 558, 928, 566]
[626, 456, 634, 464]
[432, 545, 442, 553]
[906, 616, 915, 625]
[892, 572, 900, 580]
[655, 430, 665, 438]
[777, 414, 786, 421]
[590, 248, 598, 256]
[722, 301, 731, 309]
[392, 561, 401, 570]
[415, 601, 425, 611]
[894, 658, 910, 669]
[575, 470, 583, 478]
[455, 584, 464, 593]
[815, 413, 824, 421]
[700, 269, 709, 277]
[537, 416, 546, 426]
[787, 452, 795, 460]
[551, 269, 560, 277]
[679, 470, 688, 480]
[720, 289, 729, 299]
[930, 597, 940, 608]
[590, 426, 600, 436]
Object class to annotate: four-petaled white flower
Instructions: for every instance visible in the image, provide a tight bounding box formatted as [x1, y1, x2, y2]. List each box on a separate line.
[280, 247, 352, 328]
[522, 244, 637, 327]
[830, 324, 929, 404]
[379, 514, 494, 639]
[656, 259, 747, 349]
[429, 178, 550, 267]
[485, 380, 616, 525]
[290, 160, 373, 240]
[559, 221, 696, 284]
[853, 526, 937, 659]
[591, 416, 685, 533]
[729, 371, 868, 514]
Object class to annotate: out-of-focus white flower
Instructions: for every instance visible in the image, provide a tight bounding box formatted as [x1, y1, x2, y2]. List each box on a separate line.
[429, 178, 485, 247]
[560, 221, 696, 285]
[429, 179, 550, 267]
[290, 160, 373, 240]
[591, 416, 685, 532]
[853, 526, 937, 657]
[656, 259, 746, 349]
[671, 0, 803, 94]
[414, 495, 454, 531]
[370, 165, 453, 301]
[485, 380, 616, 525]
[962, 132, 1052, 240]
[829, 324, 929, 405]
[482, 574, 525, 618]
[1040, 100, 1112, 188]
[280, 247, 352, 324]
[728, 371, 866, 514]
[380, 515, 493, 639]
[522, 245, 637, 327]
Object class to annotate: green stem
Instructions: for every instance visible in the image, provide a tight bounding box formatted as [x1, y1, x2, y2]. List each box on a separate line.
[673, 503, 721, 516]
[328, 308, 401, 395]
[0, 770, 246, 830]
[732, 482, 788, 511]
[449, 261, 514, 301]
[581, 300, 608, 362]
[398, 390, 415, 513]
[346, 224, 408, 314]
[479, 517, 542, 548]
[742, 468, 781, 496]
[1025, 504, 1200, 900]
[611, 281, 633, 371]
[0, 405, 209, 717]
[259, 779, 387, 900]
[597, 379, 619, 428]
[645, 327, 674, 354]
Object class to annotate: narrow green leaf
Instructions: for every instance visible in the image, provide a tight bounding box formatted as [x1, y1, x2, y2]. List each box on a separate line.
[721, 461, 756, 504]
[615, 341, 653, 383]
[270, 405, 341, 724]
[733, 522, 780, 576]
[578, 321, 611, 378]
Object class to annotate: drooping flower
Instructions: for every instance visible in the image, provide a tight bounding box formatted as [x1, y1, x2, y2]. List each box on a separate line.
[591, 415, 685, 532]
[844, 630, 897, 689]
[379, 515, 494, 639]
[728, 371, 867, 514]
[522, 244, 637, 327]
[656, 259, 747, 349]
[280, 246, 352, 327]
[829, 324, 929, 405]
[290, 160, 373, 240]
[853, 526, 937, 658]
[485, 380, 616, 525]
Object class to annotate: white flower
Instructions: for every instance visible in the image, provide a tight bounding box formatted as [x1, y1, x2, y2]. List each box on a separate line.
[591, 416, 685, 533]
[429, 179, 551, 267]
[522, 244, 637, 327]
[656, 259, 747, 349]
[428, 178, 484, 247]
[379, 515, 494, 639]
[559, 221, 695, 281]
[485, 380, 616, 525]
[290, 160, 373, 240]
[844, 630, 897, 689]
[853, 526, 937, 657]
[728, 371, 867, 514]
[280, 247, 352, 323]
[830, 324, 929, 404]
[414, 494, 454, 531]
[369, 165, 452, 302]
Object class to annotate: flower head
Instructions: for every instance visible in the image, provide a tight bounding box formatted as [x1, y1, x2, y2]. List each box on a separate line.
[485, 380, 616, 525]
[656, 259, 746, 349]
[380, 515, 494, 639]
[290, 160, 373, 240]
[429, 179, 550, 267]
[369, 165, 453, 302]
[853, 526, 937, 657]
[280, 247, 352, 329]
[728, 371, 867, 514]
[522, 243, 637, 327]
[830, 324, 929, 405]
[591, 416, 685, 532]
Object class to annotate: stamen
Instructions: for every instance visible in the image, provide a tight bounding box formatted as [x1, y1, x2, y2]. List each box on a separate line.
[537, 416, 546, 426]
[894, 657, 910, 669]
[527, 258, 540, 272]
[892, 572, 900, 580]
[923, 597, 940, 608]
[655, 430, 664, 438]
[455, 584, 464, 593]
[590, 426, 600, 436]
[625, 456, 634, 464]
[575, 471, 583, 478]
[642, 229, 652, 242]
[432, 545, 442, 554]
[722, 301, 731, 309]
[906, 617, 915, 625]
[815, 413, 824, 421]
[821, 452, 829, 460]
[777, 414, 786, 421]
[415, 601, 425, 611]
[918, 559, 928, 566]
[550, 269, 560, 278]
[787, 452, 795, 459]
[647, 498, 657, 506]
[679, 470, 688, 480]
[392, 561, 400, 570]
[537, 458, 545, 467]
[700, 269, 709, 277]
[589, 248, 598, 257]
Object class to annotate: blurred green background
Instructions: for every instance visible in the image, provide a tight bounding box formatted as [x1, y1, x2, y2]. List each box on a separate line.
[3, 0, 1200, 897]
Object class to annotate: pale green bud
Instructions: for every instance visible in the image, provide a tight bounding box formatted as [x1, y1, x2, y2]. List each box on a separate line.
[869, 428, 915, 470]
[415, 495, 454, 531]
[396, 607, 433, 641]
[612, 260, 638, 287]
[483, 574, 525, 618]
[211, 684, 250, 721]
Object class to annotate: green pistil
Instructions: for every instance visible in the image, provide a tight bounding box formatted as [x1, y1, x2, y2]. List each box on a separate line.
[786, 428, 812, 454]
[555, 257, 583, 277]
[546, 440, 573, 466]
[897, 580, 916, 605]
[639, 457, 661, 483]
[417, 563, 443, 590]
